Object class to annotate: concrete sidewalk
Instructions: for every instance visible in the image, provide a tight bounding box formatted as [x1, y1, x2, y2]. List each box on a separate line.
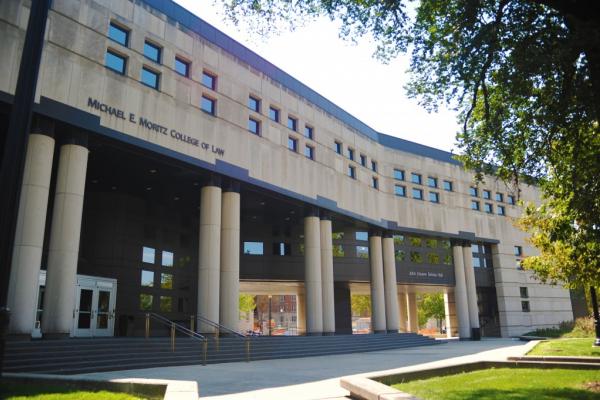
[76, 338, 534, 399]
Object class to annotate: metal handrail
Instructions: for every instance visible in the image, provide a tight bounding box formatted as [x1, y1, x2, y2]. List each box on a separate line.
[193, 314, 251, 362]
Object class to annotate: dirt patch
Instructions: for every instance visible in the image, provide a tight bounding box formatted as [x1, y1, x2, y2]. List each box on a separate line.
[583, 381, 600, 392]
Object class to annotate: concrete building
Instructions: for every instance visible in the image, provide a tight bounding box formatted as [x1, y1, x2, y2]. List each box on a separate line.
[0, 0, 574, 340]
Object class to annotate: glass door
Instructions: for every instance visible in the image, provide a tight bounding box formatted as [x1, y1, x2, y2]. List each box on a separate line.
[93, 289, 115, 337]
[72, 276, 117, 337]
[73, 286, 95, 337]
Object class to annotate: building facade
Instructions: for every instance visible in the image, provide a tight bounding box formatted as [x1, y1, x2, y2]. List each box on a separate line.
[0, 0, 574, 339]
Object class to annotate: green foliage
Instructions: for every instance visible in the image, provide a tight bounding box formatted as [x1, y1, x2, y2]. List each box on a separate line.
[418, 293, 445, 327]
[351, 294, 371, 316]
[0, 383, 145, 400]
[528, 338, 600, 357]
[524, 317, 596, 338]
[239, 294, 256, 314]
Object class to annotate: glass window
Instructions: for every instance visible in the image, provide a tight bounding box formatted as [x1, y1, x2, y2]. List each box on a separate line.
[273, 242, 291, 256]
[426, 239, 438, 248]
[410, 251, 422, 263]
[497, 205, 505, 216]
[201, 95, 216, 115]
[440, 240, 451, 249]
[141, 270, 154, 287]
[355, 231, 368, 241]
[304, 145, 314, 160]
[394, 169, 405, 181]
[140, 294, 153, 311]
[248, 118, 260, 135]
[248, 96, 260, 112]
[332, 232, 344, 240]
[202, 71, 216, 89]
[287, 116, 297, 131]
[395, 249, 405, 261]
[429, 192, 440, 203]
[394, 185, 406, 197]
[469, 187, 478, 197]
[471, 200, 480, 210]
[521, 301, 530, 312]
[371, 160, 377, 172]
[471, 243, 480, 253]
[483, 189, 491, 199]
[520, 287, 529, 298]
[161, 251, 173, 267]
[142, 247, 155, 264]
[288, 137, 298, 152]
[411, 173, 422, 185]
[473, 257, 481, 267]
[243, 241, 263, 255]
[333, 244, 345, 257]
[393, 235, 405, 245]
[269, 106, 279, 122]
[141, 67, 159, 89]
[484, 203, 493, 213]
[105, 50, 126, 74]
[516, 259, 523, 269]
[507, 195, 515, 205]
[160, 296, 172, 312]
[160, 273, 173, 289]
[427, 177, 437, 188]
[174, 57, 189, 77]
[443, 254, 453, 265]
[347, 147, 354, 161]
[360, 154, 367, 167]
[334, 141, 342, 154]
[143, 41, 161, 63]
[304, 126, 314, 139]
[108, 22, 129, 46]
[356, 246, 369, 259]
[372, 177, 378, 189]
[409, 237, 422, 247]
[412, 188, 423, 200]
[348, 165, 356, 179]
[428, 253, 440, 264]
[514, 246, 523, 256]
[496, 192, 504, 202]
[443, 180, 453, 191]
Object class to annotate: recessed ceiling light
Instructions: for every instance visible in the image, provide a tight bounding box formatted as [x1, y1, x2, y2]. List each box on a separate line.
[259, 201, 266, 205]
[149, 169, 157, 174]
[146, 187, 152, 191]
[290, 210, 295, 214]
[252, 216, 257, 219]
[285, 217, 290, 221]
[91, 179, 98, 184]
[174, 196, 180, 201]
[193, 182, 199, 186]
[111, 186, 117, 190]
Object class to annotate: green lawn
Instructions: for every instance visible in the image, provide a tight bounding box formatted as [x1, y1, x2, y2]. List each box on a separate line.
[0, 382, 146, 400]
[393, 368, 600, 400]
[528, 338, 600, 357]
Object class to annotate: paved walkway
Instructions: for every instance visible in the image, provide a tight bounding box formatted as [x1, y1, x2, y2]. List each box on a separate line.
[77, 338, 535, 399]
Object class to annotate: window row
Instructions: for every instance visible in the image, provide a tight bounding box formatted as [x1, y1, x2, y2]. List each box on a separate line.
[470, 200, 506, 216]
[394, 169, 453, 192]
[334, 141, 378, 173]
[247, 97, 316, 140]
[469, 186, 515, 205]
[287, 136, 315, 160]
[394, 185, 440, 203]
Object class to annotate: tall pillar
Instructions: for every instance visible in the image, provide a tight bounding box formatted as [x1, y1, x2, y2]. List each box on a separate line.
[463, 244, 480, 338]
[398, 292, 408, 332]
[369, 232, 386, 333]
[296, 292, 306, 335]
[198, 182, 222, 333]
[444, 292, 459, 338]
[406, 292, 418, 333]
[320, 216, 335, 334]
[219, 183, 240, 332]
[452, 243, 471, 339]
[8, 124, 55, 335]
[42, 137, 88, 336]
[304, 209, 323, 334]
[382, 233, 400, 332]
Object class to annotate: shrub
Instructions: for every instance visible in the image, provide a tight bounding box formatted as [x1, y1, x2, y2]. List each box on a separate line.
[524, 317, 595, 338]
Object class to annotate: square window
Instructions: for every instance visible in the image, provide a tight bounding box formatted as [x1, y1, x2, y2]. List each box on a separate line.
[143, 41, 161, 63]
[248, 118, 260, 135]
[141, 67, 159, 89]
[521, 301, 530, 312]
[428, 253, 440, 264]
[287, 116, 297, 131]
[372, 177, 378, 189]
[142, 247, 155, 264]
[516, 259, 523, 269]
[395, 249, 405, 261]
[174, 57, 189, 77]
[427, 177, 437, 188]
[394, 169, 405, 181]
[355, 231, 368, 241]
[108, 22, 129, 46]
[288, 136, 298, 152]
[443, 180, 453, 191]
[105, 50, 127, 74]
[410, 251, 423, 263]
[496, 192, 504, 202]
[248, 95, 260, 112]
[348, 165, 356, 179]
[160, 296, 172, 312]
[471, 200, 480, 210]
[360, 154, 367, 167]
[201, 95, 216, 115]
[473, 257, 481, 267]
[514, 246, 523, 256]
[394, 185, 406, 197]
[304, 126, 314, 139]
[394, 235, 405, 245]
[304, 145, 314, 160]
[334, 141, 342, 154]
[141, 270, 154, 287]
[243, 241, 263, 255]
[483, 189, 491, 199]
[140, 294, 153, 311]
[202, 71, 216, 90]
[411, 173, 422, 185]
[161, 251, 173, 267]
[484, 203, 493, 213]
[429, 192, 439, 203]
[507, 195, 515, 205]
[356, 246, 369, 259]
[161, 273, 173, 289]
[469, 187, 478, 197]
[371, 160, 377, 172]
[333, 244, 345, 257]
[520, 287, 529, 298]
[347, 147, 354, 161]
[269, 106, 280, 122]
[412, 188, 423, 200]
[497, 205, 505, 216]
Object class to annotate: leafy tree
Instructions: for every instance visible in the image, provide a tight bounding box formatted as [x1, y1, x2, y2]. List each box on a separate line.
[418, 293, 445, 329]
[239, 294, 256, 317]
[351, 294, 371, 316]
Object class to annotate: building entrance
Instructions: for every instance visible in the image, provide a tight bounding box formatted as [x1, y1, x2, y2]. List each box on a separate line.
[72, 275, 117, 337]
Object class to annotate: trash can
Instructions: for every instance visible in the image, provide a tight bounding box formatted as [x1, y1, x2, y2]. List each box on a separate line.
[471, 327, 481, 341]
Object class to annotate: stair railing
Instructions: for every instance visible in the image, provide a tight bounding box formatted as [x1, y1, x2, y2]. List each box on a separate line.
[145, 312, 209, 365]
[192, 314, 252, 362]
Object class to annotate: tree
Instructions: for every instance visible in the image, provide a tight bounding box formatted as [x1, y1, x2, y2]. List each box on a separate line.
[239, 294, 256, 316]
[351, 294, 371, 316]
[418, 293, 445, 331]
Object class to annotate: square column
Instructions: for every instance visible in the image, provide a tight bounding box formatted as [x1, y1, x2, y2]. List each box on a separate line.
[382, 234, 400, 332]
[452, 243, 471, 339]
[406, 292, 418, 333]
[369, 232, 386, 333]
[462, 244, 480, 339]
[320, 216, 335, 334]
[398, 291, 408, 332]
[219, 184, 240, 332]
[304, 210, 323, 334]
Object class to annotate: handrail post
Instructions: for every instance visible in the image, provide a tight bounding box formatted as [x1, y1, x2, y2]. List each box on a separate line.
[245, 338, 250, 363]
[145, 313, 150, 339]
[202, 340, 208, 366]
[171, 322, 176, 352]
[190, 315, 195, 332]
[215, 326, 220, 352]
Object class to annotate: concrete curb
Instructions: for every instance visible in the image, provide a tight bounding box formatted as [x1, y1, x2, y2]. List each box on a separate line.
[340, 376, 419, 400]
[508, 355, 600, 364]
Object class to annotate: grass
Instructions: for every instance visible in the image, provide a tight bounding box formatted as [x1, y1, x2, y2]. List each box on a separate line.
[528, 338, 600, 357]
[393, 367, 600, 400]
[0, 382, 146, 400]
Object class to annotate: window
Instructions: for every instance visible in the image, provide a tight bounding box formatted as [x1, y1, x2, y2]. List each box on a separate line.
[248, 118, 260, 135]
[394, 185, 406, 197]
[143, 41, 161, 63]
[516, 259, 523, 270]
[428, 253, 440, 264]
[201, 95, 216, 115]
[514, 246, 523, 256]
[347, 147, 355, 161]
[287, 116, 297, 131]
[409, 237, 422, 247]
[426, 239, 438, 248]
[372, 177, 378, 189]
[140, 294, 153, 311]
[429, 192, 440, 203]
[520, 287, 529, 298]
[348, 165, 356, 179]
[269, 106, 280, 122]
[304, 125, 314, 139]
[507, 195, 516, 205]
[248, 95, 260, 112]
[483, 189, 491, 200]
[332, 232, 344, 240]
[355, 231, 368, 241]
[174, 57, 189, 77]
[141, 270, 154, 287]
[356, 246, 369, 259]
[411, 173, 422, 185]
[334, 141, 342, 154]
[288, 136, 298, 152]
[108, 22, 129, 46]
[371, 160, 377, 172]
[142, 247, 155, 264]
[394, 169, 405, 181]
[202, 71, 216, 90]
[141, 67, 159, 89]
[496, 193, 504, 202]
[497, 205, 505, 216]
[443, 180, 453, 191]
[521, 301, 530, 312]
[428, 177, 437, 188]
[333, 244, 345, 257]
[412, 188, 423, 200]
[161, 251, 173, 267]
[160, 296, 172, 312]
[484, 203, 493, 213]
[395, 250, 405, 261]
[469, 187, 478, 197]
[410, 251, 423, 263]
[360, 154, 367, 167]
[471, 200, 480, 210]
[304, 145, 314, 160]
[273, 242, 291, 256]
[394, 235, 405, 245]
[105, 50, 127, 74]
[160, 273, 173, 289]
[243, 241, 264, 255]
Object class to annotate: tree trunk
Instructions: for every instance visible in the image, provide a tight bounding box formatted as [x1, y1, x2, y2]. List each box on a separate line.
[590, 287, 600, 346]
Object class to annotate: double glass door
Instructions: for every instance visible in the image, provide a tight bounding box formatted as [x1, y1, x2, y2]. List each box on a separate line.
[73, 276, 117, 337]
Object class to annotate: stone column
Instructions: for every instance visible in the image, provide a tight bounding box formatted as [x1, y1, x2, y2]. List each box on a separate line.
[320, 216, 335, 334]
[398, 292, 408, 332]
[219, 182, 240, 332]
[8, 123, 55, 336]
[296, 292, 306, 335]
[452, 243, 471, 339]
[369, 232, 386, 333]
[406, 292, 418, 333]
[198, 182, 222, 333]
[42, 137, 88, 336]
[444, 292, 459, 338]
[382, 233, 400, 332]
[304, 209, 323, 334]
[463, 244, 480, 338]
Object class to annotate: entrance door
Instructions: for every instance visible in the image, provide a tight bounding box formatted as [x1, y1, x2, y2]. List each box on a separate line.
[73, 276, 117, 337]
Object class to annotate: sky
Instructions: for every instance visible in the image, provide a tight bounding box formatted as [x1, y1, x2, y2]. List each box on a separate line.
[174, 1, 461, 153]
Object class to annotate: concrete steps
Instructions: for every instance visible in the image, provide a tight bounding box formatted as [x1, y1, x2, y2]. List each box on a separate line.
[4, 333, 441, 374]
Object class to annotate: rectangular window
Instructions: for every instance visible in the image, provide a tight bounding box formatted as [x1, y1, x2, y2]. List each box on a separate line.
[521, 301, 530, 312]
[105, 50, 127, 74]
[174, 57, 189, 77]
[304, 125, 314, 139]
[371, 160, 377, 172]
[143, 40, 161, 63]
[496, 192, 504, 202]
[142, 247, 155, 264]
[202, 70, 216, 90]
[372, 177, 378, 189]
[287, 116, 297, 131]
[411, 173, 422, 185]
[248, 118, 260, 135]
[507, 195, 515, 205]
[141, 270, 154, 287]
[497, 205, 505, 216]
[160, 273, 173, 289]
[516, 259, 523, 269]
[520, 287, 529, 298]
[160, 296, 172, 312]
[348, 165, 356, 179]
[273, 242, 291, 256]
[248, 95, 260, 112]
[484, 203, 493, 213]
[469, 187, 478, 197]
[333, 244, 345, 257]
[161, 251, 174, 267]
[427, 177, 437, 188]
[514, 246, 523, 256]
[347, 147, 354, 161]
[394, 185, 406, 197]
[304, 145, 314, 160]
[288, 136, 298, 152]
[412, 188, 423, 200]
[394, 169, 405, 181]
[201, 95, 216, 115]
[243, 241, 264, 255]
[269, 106, 280, 122]
[443, 180, 453, 191]
[429, 192, 439, 203]
[471, 200, 480, 210]
[355, 231, 368, 241]
[483, 189, 491, 199]
[360, 154, 367, 167]
[141, 67, 159, 89]
[108, 22, 129, 46]
[356, 246, 369, 259]
[140, 294, 153, 311]
[334, 141, 342, 154]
